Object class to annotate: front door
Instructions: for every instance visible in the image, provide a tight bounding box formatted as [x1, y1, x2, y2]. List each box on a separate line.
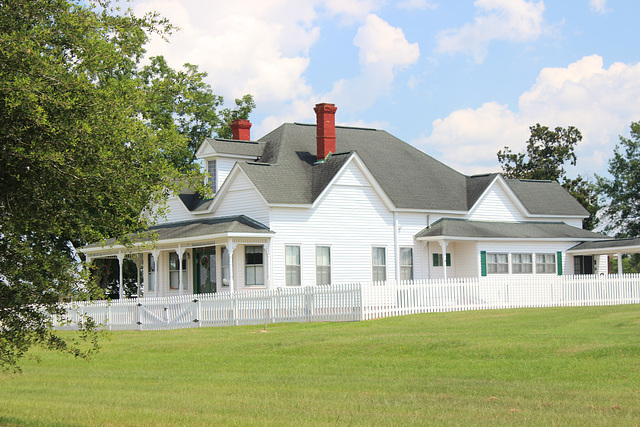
[193, 247, 216, 294]
[574, 255, 594, 275]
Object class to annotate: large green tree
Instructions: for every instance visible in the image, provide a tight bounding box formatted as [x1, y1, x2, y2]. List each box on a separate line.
[0, 0, 250, 372]
[497, 124, 599, 230]
[138, 56, 255, 168]
[597, 122, 640, 238]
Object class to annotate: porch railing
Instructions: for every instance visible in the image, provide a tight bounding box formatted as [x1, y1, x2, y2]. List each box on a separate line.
[55, 274, 640, 331]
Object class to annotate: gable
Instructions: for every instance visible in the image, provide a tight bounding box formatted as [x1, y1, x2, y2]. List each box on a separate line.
[211, 168, 270, 226]
[466, 178, 527, 222]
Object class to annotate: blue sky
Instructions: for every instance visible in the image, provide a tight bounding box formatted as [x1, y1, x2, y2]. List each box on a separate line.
[129, 0, 640, 178]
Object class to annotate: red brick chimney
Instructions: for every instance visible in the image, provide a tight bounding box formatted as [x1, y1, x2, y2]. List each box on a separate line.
[231, 119, 251, 141]
[314, 103, 337, 161]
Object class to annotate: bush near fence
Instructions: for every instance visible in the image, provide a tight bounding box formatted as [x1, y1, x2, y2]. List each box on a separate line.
[55, 274, 640, 331]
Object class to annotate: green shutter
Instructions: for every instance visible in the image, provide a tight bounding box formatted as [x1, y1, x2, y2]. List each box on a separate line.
[446, 253, 451, 267]
[557, 251, 563, 276]
[433, 253, 439, 267]
[481, 251, 487, 277]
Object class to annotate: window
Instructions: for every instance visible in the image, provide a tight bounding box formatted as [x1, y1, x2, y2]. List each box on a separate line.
[400, 248, 413, 281]
[487, 253, 508, 274]
[169, 252, 187, 290]
[512, 253, 533, 274]
[221, 246, 230, 287]
[285, 246, 301, 286]
[372, 247, 386, 282]
[207, 159, 217, 193]
[536, 253, 556, 274]
[433, 253, 451, 267]
[245, 246, 264, 286]
[316, 246, 331, 285]
[147, 253, 155, 292]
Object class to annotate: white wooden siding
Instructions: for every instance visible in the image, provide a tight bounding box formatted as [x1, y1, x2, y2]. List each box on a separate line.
[213, 171, 269, 226]
[467, 181, 526, 222]
[397, 213, 431, 279]
[454, 241, 478, 278]
[156, 196, 194, 225]
[217, 158, 239, 190]
[270, 161, 395, 286]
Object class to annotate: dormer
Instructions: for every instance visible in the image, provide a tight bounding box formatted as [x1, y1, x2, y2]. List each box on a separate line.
[195, 119, 265, 194]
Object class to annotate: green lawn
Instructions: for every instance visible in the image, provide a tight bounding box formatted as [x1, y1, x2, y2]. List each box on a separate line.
[1, 305, 639, 426]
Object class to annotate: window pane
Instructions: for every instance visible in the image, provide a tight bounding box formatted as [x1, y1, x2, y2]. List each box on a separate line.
[400, 248, 413, 281]
[285, 246, 301, 286]
[208, 160, 217, 193]
[286, 246, 300, 265]
[169, 252, 179, 271]
[372, 247, 385, 266]
[147, 254, 155, 292]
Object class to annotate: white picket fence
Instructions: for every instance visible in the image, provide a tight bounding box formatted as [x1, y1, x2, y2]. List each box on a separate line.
[55, 274, 640, 331]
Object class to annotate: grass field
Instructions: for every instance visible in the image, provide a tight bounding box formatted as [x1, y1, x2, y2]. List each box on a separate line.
[1, 305, 639, 426]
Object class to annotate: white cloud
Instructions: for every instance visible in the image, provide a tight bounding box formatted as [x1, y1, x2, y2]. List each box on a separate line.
[416, 55, 640, 176]
[325, 14, 420, 111]
[129, 0, 402, 138]
[589, 0, 609, 14]
[435, 0, 547, 63]
[134, 0, 321, 103]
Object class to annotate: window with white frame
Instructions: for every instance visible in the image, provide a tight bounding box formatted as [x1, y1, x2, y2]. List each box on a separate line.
[487, 253, 508, 274]
[221, 246, 230, 287]
[536, 253, 556, 274]
[245, 246, 264, 286]
[285, 245, 301, 286]
[372, 247, 386, 282]
[207, 159, 217, 193]
[512, 253, 533, 274]
[169, 252, 187, 290]
[400, 248, 413, 281]
[147, 253, 155, 292]
[316, 246, 331, 285]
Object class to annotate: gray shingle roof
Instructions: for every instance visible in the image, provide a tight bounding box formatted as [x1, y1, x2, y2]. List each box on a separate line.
[232, 123, 588, 216]
[83, 216, 271, 249]
[415, 218, 608, 240]
[505, 179, 588, 216]
[203, 138, 265, 158]
[569, 237, 640, 251]
[239, 123, 470, 208]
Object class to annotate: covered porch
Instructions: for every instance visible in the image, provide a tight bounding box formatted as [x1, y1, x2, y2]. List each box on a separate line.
[414, 218, 610, 279]
[81, 216, 274, 298]
[568, 238, 640, 275]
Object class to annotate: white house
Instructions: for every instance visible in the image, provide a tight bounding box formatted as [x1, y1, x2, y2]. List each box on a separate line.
[83, 103, 632, 298]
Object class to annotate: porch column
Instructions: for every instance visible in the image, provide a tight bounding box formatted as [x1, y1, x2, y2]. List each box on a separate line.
[617, 253, 623, 275]
[227, 239, 237, 294]
[263, 241, 271, 290]
[438, 240, 448, 281]
[177, 246, 185, 296]
[152, 250, 160, 297]
[116, 252, 125, 299]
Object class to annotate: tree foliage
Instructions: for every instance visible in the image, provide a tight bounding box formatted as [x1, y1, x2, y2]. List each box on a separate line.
[0, 0, 252, 372]
[497, 124, 599, 230]
[138, 56, 254, 167]
[597, 122, 640, 238]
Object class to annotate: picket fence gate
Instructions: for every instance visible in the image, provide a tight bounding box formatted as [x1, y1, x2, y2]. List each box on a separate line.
[55, 274, 640, 331]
